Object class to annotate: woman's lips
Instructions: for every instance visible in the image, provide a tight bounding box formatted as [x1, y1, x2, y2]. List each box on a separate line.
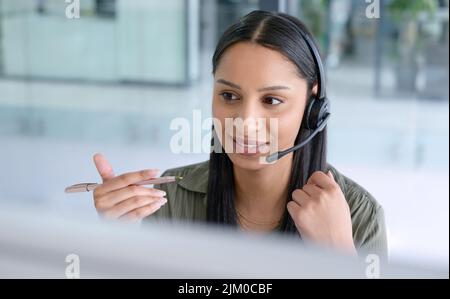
[232, 137, 269, 155]
[234, 137, 268, 146]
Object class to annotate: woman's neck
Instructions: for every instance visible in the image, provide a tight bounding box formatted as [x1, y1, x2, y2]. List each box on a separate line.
[233, 154, 293, 231]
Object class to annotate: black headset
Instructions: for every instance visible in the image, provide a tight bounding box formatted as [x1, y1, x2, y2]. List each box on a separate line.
[265, 16, 330, 163]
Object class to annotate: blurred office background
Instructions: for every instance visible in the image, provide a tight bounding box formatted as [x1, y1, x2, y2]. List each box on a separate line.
[0, 0, 448, 269]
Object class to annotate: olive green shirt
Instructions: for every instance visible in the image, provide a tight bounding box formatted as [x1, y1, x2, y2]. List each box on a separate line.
[146, 160, 388, 259]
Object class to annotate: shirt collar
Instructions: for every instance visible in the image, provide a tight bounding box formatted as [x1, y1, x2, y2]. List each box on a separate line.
[176, 162, 339, 196]
[177, 161, 209, 194]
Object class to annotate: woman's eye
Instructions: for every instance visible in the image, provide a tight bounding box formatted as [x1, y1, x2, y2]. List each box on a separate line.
[220, 92, 239, 102]
[263, 97, 283, 106]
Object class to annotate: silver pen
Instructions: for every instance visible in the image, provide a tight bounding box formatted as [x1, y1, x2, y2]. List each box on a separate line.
[64, 176, 183, 193]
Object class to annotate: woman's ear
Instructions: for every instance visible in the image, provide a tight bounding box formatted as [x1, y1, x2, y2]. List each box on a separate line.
[311, 83, 318, 97]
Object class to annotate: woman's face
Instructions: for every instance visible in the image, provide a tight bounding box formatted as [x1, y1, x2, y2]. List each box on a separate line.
[212, 42, 310, 171]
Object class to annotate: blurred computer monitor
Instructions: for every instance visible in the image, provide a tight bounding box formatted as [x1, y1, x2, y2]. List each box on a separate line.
[0, 204, 447, 279]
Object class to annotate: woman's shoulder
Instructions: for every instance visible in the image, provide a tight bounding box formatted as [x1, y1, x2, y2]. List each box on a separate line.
[327, 164, 387, 258]
[163, 160, 209, 176]
[161, 160, 210, 194]
[147, 161, 210, 224]
[327, 164, 381, 212]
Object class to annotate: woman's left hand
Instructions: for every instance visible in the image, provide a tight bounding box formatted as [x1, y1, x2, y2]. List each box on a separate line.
[287, 170, 357, 255]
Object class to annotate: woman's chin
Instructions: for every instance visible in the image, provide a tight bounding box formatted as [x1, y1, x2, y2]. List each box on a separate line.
[227, 152, 270, 171]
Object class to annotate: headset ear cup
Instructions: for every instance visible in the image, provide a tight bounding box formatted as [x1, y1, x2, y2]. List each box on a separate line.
[316, 97, 330, 127]
[302, 97, 315, 130]
[302, 97, 330, 130]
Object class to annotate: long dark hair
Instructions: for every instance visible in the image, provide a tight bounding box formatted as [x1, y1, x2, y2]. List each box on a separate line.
[207, 10, 328, 235]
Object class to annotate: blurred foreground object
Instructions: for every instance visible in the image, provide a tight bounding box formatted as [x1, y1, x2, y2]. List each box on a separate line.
[0, 204, 447, 279]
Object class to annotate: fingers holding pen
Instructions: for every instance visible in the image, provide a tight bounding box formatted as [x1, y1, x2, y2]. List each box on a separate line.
[92, 153, 167, 223]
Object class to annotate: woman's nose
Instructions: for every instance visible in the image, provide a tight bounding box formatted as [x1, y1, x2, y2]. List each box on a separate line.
[236, 98, 265, 134]
[237, 97, 262, 120]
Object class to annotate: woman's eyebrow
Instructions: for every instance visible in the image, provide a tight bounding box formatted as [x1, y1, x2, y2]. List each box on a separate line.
[216, 79, 291, 92]
[257, 85, 291, 92]
[216, 79, 241, 89]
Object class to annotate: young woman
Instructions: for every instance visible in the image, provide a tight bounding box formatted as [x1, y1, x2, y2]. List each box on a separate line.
[92, 11, 387, 258]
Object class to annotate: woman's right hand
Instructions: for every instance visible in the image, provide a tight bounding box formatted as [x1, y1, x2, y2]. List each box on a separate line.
[92, 153, 167, 223]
